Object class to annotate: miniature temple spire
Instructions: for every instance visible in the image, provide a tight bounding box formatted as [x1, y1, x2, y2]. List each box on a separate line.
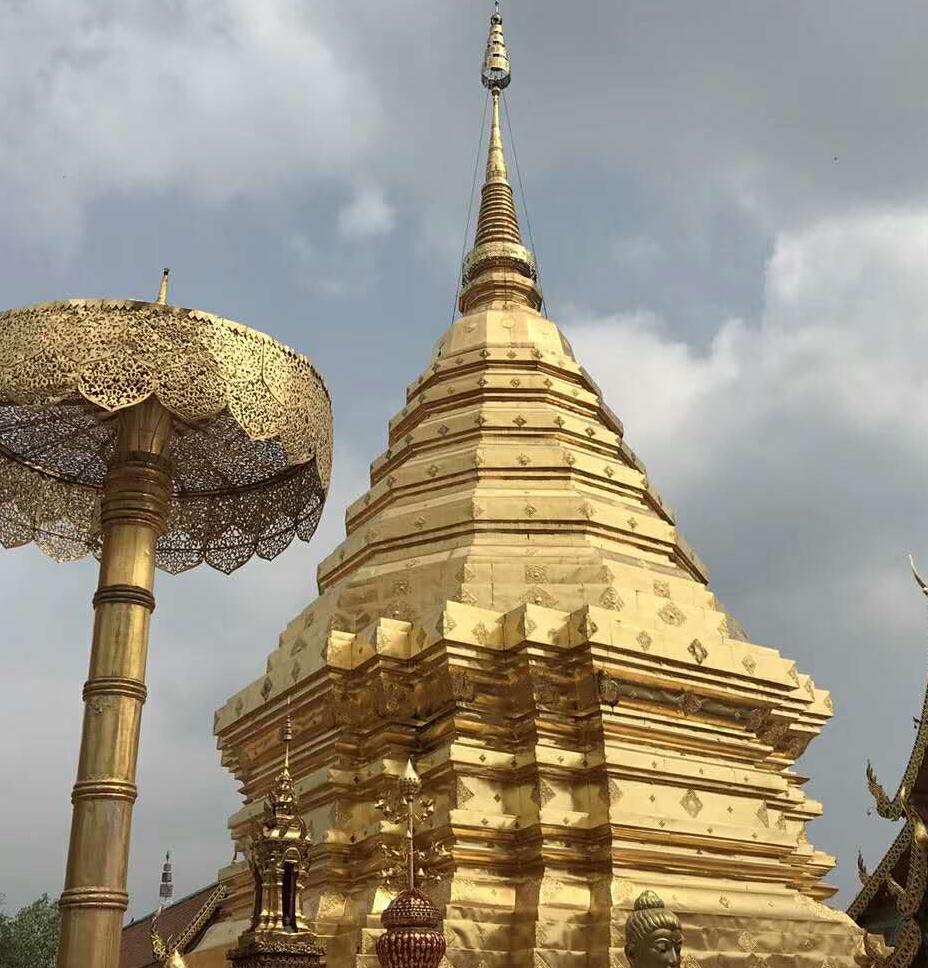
[158, 851, 173, 908]
[157, 267, 170, 305]
[459, 9, 542, 315]
[228, 712, 324, 968]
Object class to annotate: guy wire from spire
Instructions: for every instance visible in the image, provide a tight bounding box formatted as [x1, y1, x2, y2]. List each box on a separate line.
[501, 89, 547, 317]
[450, 89, 491, 325]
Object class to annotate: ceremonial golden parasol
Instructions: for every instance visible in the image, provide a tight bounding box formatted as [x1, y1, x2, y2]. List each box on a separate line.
[0, 270, 332, 968]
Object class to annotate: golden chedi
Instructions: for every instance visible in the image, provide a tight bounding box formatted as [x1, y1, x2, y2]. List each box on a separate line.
[211, 11, 875, 968]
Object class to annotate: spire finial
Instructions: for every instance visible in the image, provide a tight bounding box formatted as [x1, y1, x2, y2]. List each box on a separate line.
[282, 697, 293, 772]
[460, 11, 541, 314]
[157, 268, 170, 306]
[158, 849, 173, 908]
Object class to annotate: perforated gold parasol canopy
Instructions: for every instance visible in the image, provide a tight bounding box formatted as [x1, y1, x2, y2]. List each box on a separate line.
[0, 295, 332, 573]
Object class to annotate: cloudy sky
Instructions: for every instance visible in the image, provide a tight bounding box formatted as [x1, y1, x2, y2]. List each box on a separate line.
[3, 0, 928, 920]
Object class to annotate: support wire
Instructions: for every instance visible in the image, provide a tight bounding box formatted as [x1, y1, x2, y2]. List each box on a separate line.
[501, 89, 548, 317]
[450, 89, 491, 324]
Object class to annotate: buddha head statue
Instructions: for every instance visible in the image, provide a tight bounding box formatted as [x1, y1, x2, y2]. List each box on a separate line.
[624, 891, 684, 968]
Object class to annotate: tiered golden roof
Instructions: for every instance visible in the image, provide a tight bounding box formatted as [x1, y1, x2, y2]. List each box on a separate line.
[848, 564, 928, 967]
[210, 11, 874, 968]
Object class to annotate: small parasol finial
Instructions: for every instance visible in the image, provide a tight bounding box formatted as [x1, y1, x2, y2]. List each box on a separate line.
[157, 268, 170, 305]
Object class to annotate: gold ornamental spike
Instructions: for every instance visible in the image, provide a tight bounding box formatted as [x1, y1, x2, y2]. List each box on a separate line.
[399, 758, 422, 799]
[282, 698, 293, 772]
[157, 267, 170, 305]
[481, 6, 511, 91]
[460, 9, 541, 315]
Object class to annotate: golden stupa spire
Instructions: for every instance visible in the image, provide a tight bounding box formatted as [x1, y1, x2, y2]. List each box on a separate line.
[459, 8, 542, 315]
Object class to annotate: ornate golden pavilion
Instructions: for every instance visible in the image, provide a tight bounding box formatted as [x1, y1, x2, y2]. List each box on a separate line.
[122, 10, 898, 968]
[847, 566, 928, 968]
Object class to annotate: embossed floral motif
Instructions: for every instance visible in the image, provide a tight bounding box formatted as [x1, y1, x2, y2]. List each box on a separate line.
[597, 670, 621, 706]
[680, 788, 704, 818]
[450, 670, 475, 701]
[261, 677, 273, 701]
[455, 778, 474, 807]
[742, 655, 758, 675]
[653, 579, 671, 599]
[538, 779, 556, 807]
[523, 587, 557, 608]
[680, 692, 704, 716]
[687, 639, 708, 665]
[525, 564, 548, 584]
[599, 587, 624, 611]
[658, 602, 686, 626]
[636, 631, 653, 651]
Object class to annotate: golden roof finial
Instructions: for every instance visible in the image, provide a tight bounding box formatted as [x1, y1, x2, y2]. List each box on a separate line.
[157, 268, 170, 305]
[460, 9, 541, 315]
[282, 697, 293, 773]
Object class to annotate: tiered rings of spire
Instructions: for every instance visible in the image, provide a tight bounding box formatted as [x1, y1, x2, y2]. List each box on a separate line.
[460, 11, 542, 315]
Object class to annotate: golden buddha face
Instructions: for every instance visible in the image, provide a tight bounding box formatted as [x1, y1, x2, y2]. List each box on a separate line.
[630, 926, 683, 968]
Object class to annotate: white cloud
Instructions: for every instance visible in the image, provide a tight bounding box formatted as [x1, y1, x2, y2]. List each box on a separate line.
[572, 210, 928, 485]
[610, 234, 663, 270]
[337, 185, 396, 239]
[0, 0, 382, 246]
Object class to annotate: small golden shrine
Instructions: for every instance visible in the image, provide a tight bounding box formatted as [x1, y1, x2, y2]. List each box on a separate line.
[228, 712, 325, 968]
[193, 9, 881, 968]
